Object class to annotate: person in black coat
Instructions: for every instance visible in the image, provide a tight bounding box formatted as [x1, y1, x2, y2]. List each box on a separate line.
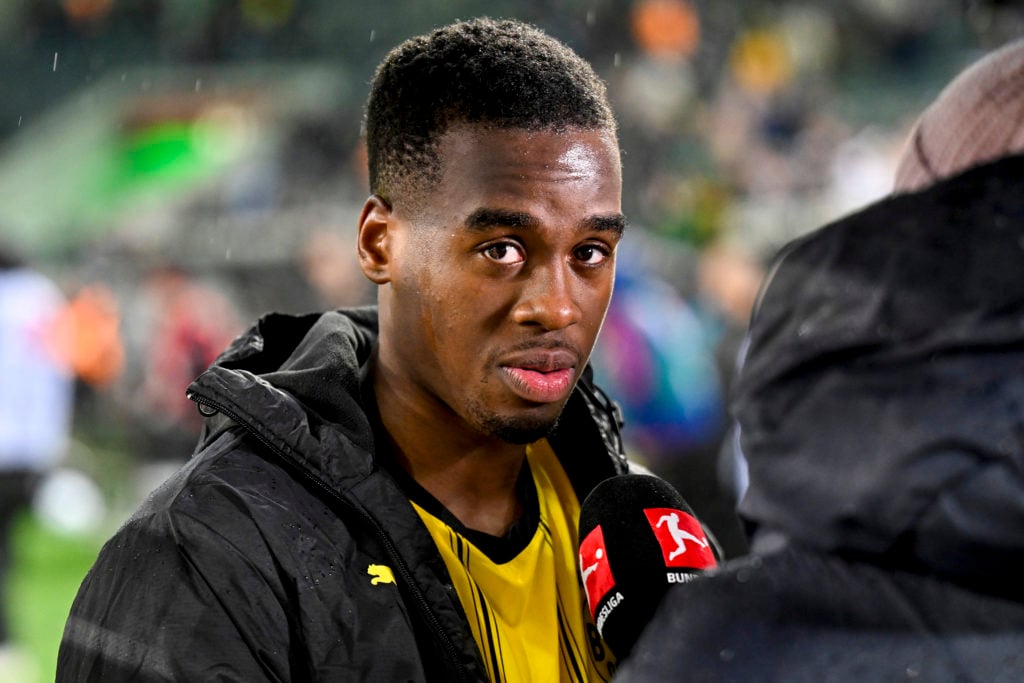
[59, 18, 638, 682]
[615, 39, 1024, 683]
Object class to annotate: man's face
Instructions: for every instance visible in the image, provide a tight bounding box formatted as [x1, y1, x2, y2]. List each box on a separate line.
[375, 125, 624, 444]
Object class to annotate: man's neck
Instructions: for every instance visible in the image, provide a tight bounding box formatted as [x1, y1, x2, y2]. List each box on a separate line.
[370, 358, 528, 537]
[399, 445, 527, 537]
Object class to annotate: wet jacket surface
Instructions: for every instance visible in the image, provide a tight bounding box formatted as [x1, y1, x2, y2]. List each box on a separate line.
[57, 307, 629, 682]
[617, 155, 1024, 682]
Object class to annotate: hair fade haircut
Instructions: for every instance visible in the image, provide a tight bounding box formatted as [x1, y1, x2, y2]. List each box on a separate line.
[364, 17, 616, 209]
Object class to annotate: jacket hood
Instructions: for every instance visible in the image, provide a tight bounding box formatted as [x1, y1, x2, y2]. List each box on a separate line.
[187, 306, 380, 492]
[735, 154, 1024, 590]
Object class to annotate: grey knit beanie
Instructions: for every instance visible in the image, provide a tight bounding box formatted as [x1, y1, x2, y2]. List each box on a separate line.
[894, 39, 1024, 192]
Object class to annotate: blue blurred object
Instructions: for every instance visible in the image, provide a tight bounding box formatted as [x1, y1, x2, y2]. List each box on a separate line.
[591, 263, 724, 459]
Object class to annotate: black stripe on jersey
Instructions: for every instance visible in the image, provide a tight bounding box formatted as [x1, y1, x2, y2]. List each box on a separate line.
[492, 603, 507, 683]
[556, 600, 585, 683]
[556, 569, 613, 683]
[538, 518, 555, 551]
[454, 531, 464, 561]
[458, 541, 506, 683]
[475, 583, 505, 683]
[541, 503, 594, 681]
[452, 533, 494, 681]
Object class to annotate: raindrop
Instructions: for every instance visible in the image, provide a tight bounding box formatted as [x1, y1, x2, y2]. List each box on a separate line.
[225, 248, 232, 261]
[16, 116, 21, 128]
[52, 52, 59, 72]
[369, 29, 376, 42]
[613, 52, 621, 67]
[586, 10, 596, 26]
[195, 79, 203, 92]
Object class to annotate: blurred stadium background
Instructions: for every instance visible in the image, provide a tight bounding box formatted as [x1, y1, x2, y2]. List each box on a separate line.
[0, 1, 1020, 680]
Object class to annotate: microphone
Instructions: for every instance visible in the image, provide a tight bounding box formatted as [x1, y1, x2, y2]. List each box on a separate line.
[578, 474, 717, 660]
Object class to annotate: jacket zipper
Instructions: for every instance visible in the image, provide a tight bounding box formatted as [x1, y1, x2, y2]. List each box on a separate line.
[188, 390, 473, 682]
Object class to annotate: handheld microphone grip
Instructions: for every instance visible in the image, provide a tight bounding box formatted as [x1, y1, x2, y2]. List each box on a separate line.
[578, 474, 717, 659]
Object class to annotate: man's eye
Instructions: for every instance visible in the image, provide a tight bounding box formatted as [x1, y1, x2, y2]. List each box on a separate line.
[483, 242, 525, 265]
[574, 244, 609, 265]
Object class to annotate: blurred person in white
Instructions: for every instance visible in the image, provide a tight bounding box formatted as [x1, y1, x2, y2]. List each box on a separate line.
[615, 38, 1024, 681]
[0, 244, 72, 677]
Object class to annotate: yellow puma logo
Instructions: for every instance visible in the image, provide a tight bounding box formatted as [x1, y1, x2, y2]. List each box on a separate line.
[367, 564, 396, 586]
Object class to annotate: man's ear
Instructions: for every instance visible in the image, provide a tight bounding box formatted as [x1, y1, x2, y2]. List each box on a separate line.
[357, 195, 394, 284]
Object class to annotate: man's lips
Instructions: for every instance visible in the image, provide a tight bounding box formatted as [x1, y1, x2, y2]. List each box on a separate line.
[499, 349, 579, 403]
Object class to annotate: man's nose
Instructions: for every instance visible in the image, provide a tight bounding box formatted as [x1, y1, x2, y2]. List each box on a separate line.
[511, 261, 581, 331]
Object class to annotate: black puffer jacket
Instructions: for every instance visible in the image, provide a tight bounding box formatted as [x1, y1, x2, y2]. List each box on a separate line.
[57, 307, 629, 682]
[617, 155, 1024, 682]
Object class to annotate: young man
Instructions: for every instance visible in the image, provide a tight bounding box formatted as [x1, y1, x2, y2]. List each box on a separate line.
[58, 18, 630, 682]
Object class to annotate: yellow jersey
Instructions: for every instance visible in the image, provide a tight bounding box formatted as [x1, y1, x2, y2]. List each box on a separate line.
[411, 439, 617, 682]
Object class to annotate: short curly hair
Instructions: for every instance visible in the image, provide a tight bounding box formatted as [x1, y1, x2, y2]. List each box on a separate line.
[364, 17, 616, 209]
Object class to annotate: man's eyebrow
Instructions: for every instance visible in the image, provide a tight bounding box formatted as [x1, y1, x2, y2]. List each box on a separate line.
[464, 208, 628, 235]
[581, 214, 627, 235]
[464, 208, 539, 231]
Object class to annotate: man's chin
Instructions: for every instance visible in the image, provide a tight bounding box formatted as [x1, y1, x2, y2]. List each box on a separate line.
[477, 411, 561, 445]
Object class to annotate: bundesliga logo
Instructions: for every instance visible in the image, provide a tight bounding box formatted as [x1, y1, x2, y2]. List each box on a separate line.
[643, 507, 717, 571]
[579, 524, 616, 620]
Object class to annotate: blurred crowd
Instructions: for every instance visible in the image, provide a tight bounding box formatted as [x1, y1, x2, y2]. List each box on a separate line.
[0, 2, 1022, 679]
[1, 0, 1022, 590]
